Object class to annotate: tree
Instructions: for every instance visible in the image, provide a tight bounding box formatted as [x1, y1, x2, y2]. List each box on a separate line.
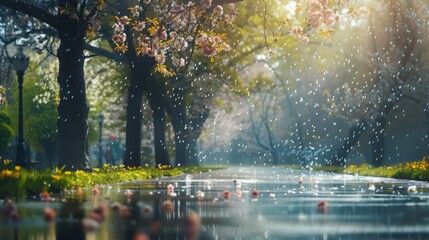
[0, 0, 105, 170]
[107, 0, 238, 167]
[325, 1, 429, 166]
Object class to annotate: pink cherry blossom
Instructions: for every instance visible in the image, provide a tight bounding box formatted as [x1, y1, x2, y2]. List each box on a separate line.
[112, 33, 126, 43]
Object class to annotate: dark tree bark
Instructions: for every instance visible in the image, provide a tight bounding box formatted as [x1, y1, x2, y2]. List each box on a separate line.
[170, 97, 187, 166]
[148, 90, 171, 166]
[332, 120, 367, 166]
[167, 85, 209, 167]
[186, 110, 210, 166]
[122, 58, 155, 167]
[121, 20, 156, 167]
[123, 72, 145, 167]
[56, 25, 91, 170]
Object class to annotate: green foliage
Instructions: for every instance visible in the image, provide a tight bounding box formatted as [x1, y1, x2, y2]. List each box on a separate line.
[343, 163, 401, 177]
[304, 158, 429, 181]
[283, 157, 429, 182]
[5, 55, 59, 152]
[0, 111, 14, 152]
[0, 162, 222, 199]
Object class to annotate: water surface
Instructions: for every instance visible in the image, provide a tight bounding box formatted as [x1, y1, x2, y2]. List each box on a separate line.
[1, 167, 429, 240]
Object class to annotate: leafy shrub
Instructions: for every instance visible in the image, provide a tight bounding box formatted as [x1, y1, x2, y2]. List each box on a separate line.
[0, 111, 14, 152]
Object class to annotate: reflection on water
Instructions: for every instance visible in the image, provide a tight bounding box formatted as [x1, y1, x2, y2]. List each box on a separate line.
[1, 167, 429, 240]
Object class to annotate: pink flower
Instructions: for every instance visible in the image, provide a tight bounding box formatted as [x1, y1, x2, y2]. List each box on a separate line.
[119, 16, 130, 25]
[158, 30, 168, 41]
[291, 26, 303, 35]
[112, 33, 126, 43]
[43, 207, 56, 223]
[213, 36, 222, 44]
[169, 31, 177, 39]
[308, 0, 323, 12]
[167, 184, 175, 192]
[172, 56, 186, 67]
[155, 54, 165, 64]
[309, 12, 322, 28]
[201, 0, 212, 8]
[202, 45, 217, 57]
[129, 5, 141, 17]
[112, 23, 124, 33]
[196, 190, 205, 198]
[173, 37, 188, 50]
[133, 21, 146, 31]
[213, 5, 224, 18]
[319, 0, 328, 6]
[147, 49, 156, 57]
[223, 190, 231, 199]
[227, 3, 236, 11]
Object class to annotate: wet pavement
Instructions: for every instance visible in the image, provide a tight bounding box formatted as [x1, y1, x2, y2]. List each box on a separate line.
[2, 167, 429, 240]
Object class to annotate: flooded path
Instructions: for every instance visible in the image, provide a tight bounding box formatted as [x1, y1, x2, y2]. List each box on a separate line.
[2, 167, 429, 239]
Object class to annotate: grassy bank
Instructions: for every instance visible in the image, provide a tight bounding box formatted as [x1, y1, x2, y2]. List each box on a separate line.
[300, 157, 429, 181]
[0, 161, 223, 199]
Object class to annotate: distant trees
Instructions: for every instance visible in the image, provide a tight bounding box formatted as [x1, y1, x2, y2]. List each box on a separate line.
[325, 0, 429, 166]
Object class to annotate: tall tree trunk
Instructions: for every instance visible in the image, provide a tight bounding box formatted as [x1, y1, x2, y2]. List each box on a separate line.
[168, 92, 206, 166]
[332, 120, 367, 166]
[123, 55, 155, 167]
[123, 72, 145, 167]
[186, 137, 199, 166]
[56, 29, 90, 171]
[171, 107, 187, 167]
[186, 110, 210, 166]
[148, 92, 170, 166]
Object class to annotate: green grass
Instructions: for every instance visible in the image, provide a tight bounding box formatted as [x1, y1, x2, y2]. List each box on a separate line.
[282, 158, 429, 182]
[0, 162, 224, 199]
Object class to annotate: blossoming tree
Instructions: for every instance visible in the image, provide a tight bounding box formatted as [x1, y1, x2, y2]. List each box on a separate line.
[111, 0, 349, 166]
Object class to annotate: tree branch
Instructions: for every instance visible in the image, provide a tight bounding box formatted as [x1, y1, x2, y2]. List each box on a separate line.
[84, 43, 125, 61]
[0, 0, 57, 29]
[213, 0, 243, 5]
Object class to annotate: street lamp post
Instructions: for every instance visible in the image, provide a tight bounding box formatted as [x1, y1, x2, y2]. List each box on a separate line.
[11, 47, 29, 168]
[97, 113, 104, 167]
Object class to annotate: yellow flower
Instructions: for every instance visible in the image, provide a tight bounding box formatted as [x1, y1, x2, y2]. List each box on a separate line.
[14, 166, 21, 171]
[64, 171, 72, 175]
[0, 169, 13, 178]
[112, 166, 118, 171]
[52, 175, 61, 181]
[93, 168, 100, 172]
[75, 170, 84, 175]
